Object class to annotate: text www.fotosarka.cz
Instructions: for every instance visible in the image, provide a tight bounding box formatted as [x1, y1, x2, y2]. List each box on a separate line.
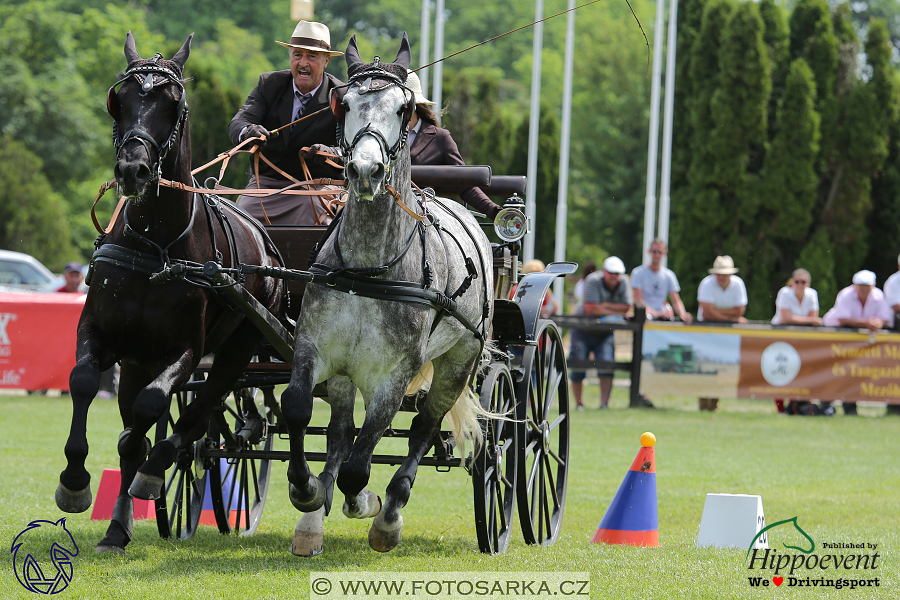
[309, 572, 590, 599]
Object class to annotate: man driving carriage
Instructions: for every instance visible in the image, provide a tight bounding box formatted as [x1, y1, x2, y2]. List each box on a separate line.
[229, 21, 344, 225]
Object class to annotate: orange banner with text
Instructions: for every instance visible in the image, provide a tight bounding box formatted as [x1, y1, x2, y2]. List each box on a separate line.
[641, 323, 900, 403]
[0, 292, 84, 391]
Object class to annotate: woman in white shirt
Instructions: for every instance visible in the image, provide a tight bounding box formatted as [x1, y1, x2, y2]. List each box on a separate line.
[771, 268, 822, 326]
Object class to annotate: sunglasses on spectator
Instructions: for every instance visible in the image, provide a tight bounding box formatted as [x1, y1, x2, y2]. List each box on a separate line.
[794, 279, 808, 284]
[650, 249, 663, 254]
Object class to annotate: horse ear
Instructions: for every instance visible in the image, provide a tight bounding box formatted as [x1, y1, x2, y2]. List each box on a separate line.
[345, 34, 362, 70]
[171, 33, 193, 72]
[394, 33, 411, 70]
[124, 31, 141, 65]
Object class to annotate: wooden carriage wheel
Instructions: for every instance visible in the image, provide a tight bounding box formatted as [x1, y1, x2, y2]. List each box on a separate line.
[207, 386, 275, 536]
[515, 319, 570, 546]
[155, 376, 207, 540]
[472, 361, 517, 554]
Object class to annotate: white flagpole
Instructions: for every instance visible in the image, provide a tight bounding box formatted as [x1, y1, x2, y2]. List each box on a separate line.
[431, 0, 446, 125]
[419, 0, 431, 94]
[553, 0, 576, 302]
[658, 0, 679, 269]
[642, 0, 665, 265]
[524, 0, 544, 262]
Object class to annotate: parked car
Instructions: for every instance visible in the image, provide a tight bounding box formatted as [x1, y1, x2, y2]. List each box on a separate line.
[0, 249, 58, 292]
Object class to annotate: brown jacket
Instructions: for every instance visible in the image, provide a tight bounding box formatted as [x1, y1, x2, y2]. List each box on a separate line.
[410, 122, 499, 219]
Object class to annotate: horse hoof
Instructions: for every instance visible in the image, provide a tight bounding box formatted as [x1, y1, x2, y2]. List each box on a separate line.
[289, 477, 325, 512]
[95, 544, 126, 556]
[128, 471, 164, 500]
[55, 482, 92, 513]
[343, 490, 382, 519]
[291, 529, 324, 557]
[117, 429, 151, 462]
[368, 515, 403, 553]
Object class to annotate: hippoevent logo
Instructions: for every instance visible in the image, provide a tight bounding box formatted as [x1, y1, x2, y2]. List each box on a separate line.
[745, 517, 881, 590]
[11, 518, 79, 594]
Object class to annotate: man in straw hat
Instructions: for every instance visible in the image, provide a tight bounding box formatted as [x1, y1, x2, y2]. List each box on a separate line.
[696, 255, 748, 411]
[229, 21, 345, 225]
[405, 70, 503, 220]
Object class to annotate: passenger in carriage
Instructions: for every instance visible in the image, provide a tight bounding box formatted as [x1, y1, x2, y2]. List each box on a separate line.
[229, 21, 345, 225]
[405, 71, 503, 220]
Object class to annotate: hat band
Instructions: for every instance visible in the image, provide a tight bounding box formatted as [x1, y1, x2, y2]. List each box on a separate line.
[290, 36, 330, 51]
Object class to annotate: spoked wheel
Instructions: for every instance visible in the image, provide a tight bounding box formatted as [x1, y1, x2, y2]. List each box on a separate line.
[154, 374, 207, 540]
[515, 319, 570, 546]
[472, 361, 517, 554]
[208, 386, 275, 535]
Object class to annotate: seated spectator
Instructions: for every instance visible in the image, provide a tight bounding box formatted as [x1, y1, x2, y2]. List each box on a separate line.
[569, 256, 632, 410]
[696, 255, 747, 411]
[770, 268, 823, 415]
[822, 269, 894, 415]
[882, 253, 900, 327]
[631, 238, 692, 323]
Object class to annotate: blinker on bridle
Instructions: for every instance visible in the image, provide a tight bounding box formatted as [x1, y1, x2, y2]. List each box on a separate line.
[107, 53, 189, 189]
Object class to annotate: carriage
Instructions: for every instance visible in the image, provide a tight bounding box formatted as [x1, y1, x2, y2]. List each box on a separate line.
[58, 32, 575, 556]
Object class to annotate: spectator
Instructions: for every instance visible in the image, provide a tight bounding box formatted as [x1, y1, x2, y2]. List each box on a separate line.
[569, 256, 632, 410]
[882, 253, 900, 326]
[406, 71, 503, 220]
[822, 269, 894, 416]
[228, 20, 344, 225]
[771, 269, 822, 326]
[631, 238, 692, 323]
[572, 262, 597, 309]
[56, 262, 85, 294]
[696, 255, 747, 411]
[770, 268, 823, 415]
[514, 260, 559, 318]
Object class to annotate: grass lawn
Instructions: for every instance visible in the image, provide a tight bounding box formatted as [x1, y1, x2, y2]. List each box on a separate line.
[1, 387, 897, 599]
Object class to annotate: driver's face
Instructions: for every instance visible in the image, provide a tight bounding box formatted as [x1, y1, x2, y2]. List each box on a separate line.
[290, 48, 329, 94]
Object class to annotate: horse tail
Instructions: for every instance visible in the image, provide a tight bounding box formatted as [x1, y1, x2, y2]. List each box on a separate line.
[445, 340, 513, 467]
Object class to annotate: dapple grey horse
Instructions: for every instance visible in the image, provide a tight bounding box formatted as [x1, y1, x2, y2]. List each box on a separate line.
[281, 34, 495, 555]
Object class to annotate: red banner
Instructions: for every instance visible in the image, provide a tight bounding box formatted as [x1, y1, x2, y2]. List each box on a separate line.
[0, 291, 84, 391]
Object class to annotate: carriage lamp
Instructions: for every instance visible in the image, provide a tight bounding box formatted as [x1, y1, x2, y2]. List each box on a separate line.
[494, 194, 529, 242]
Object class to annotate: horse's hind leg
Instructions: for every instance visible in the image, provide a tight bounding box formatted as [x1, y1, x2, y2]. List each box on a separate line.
[96, 364, 154, 554]
[370, 342, 480, 552]
[57, 332, 112, 513]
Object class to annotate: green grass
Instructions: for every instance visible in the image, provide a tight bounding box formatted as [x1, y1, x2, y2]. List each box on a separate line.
[1, 388, 898, 599]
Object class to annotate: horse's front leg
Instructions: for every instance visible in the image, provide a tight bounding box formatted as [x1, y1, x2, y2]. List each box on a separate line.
[282, 333, 325, 512]
[56, 330, 113, 513]
[96, 363, 154, 554]
[126, 348, 196, 500]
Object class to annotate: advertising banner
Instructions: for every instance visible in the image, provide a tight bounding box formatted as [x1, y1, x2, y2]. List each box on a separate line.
[0, 292, 84, 391]
[640, 323, 900, 403]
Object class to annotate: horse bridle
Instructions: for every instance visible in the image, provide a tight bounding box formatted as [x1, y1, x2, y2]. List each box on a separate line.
[331, 61, 416, 167]
[106, 54, 189, 184]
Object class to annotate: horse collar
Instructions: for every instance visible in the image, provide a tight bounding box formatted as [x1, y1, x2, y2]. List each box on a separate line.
[122, 193, 198, 266]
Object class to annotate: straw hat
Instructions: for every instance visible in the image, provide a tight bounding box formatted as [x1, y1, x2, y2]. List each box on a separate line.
[708, 255, 739, 275]
[276, 21, 343, 56]
[405, 70, 435, 105]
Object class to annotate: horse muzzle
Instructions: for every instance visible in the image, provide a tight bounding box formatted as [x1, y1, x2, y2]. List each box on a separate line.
[346, 157, 386, 201]
[114, 154, 154, 199]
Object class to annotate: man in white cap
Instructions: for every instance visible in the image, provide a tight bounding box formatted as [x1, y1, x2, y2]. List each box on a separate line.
[822, 269, 894, 415]
[568, 256, 632, 410]
[405, 71, 503, 220]
[229, 21, 345, 225]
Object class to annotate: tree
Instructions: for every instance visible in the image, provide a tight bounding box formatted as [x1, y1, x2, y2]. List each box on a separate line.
[0, 136, 76, 269]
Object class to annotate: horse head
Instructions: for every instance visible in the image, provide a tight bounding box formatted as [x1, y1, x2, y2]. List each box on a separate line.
[108, 31, 193, 200]
[339, 34, 414, 201]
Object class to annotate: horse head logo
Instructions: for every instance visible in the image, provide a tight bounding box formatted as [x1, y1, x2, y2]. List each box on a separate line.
[11, 518, 79, 594]
[747, 516, 815, 557]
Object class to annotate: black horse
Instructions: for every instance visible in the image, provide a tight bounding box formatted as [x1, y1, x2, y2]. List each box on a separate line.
[55, 32, 285, 554]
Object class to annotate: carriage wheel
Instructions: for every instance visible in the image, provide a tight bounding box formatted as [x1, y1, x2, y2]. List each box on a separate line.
[155, 377, 207, 540]
[472, 361, 517, 554]
[207, 387, 275, 535]
[515, 319, 570, 546]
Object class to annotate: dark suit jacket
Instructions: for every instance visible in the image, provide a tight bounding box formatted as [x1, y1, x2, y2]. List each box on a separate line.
[410, 122, 499, 218]
[229, 71, 343, 181]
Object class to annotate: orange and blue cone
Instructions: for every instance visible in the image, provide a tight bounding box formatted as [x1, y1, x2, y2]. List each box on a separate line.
[591, 432, 658, 547]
